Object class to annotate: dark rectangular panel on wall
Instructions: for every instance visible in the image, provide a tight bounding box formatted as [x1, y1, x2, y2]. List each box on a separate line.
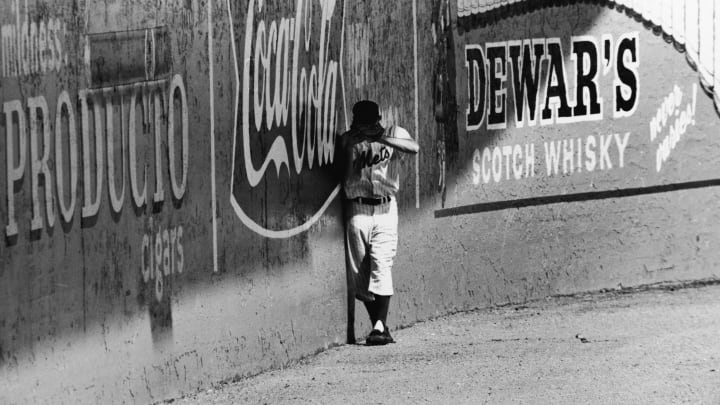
[88, 27, 172, 88]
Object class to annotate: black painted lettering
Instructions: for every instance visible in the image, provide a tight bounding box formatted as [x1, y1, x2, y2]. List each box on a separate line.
[541, 39, 572, 123]
[509, 40, 545, 126]
[465, 45, 486, 130]
[572, 38, 601, 117]
[486, 42, 507, 129]
[614, 34, 639, 117]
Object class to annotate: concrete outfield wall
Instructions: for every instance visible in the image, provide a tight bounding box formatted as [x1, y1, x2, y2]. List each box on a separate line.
[0, 0, 718, 403]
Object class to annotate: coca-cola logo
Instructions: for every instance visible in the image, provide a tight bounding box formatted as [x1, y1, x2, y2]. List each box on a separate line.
[228, 0, 345, 238]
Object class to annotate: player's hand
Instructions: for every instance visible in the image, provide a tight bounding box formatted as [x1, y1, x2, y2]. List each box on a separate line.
[360, 123, 384, 142]
[342, 128, 367, 149]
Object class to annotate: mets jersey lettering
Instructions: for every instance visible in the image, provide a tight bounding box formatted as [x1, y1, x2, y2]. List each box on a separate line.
[343, 126, 403, 199]
[354, 146, 392, 170]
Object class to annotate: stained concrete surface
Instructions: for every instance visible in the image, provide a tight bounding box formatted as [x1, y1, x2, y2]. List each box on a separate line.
[170, 283, 720, 404]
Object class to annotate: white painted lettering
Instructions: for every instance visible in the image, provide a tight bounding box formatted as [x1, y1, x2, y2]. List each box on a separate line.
[501, 145, 512, 180]
[168, 74, 189, 200]
[599, 134, 613, 170]
[491, 146, 502, 182]
[4, 100, 26, 237]
[28, 96, 55, 230]
[129, 89, 148, 208]
[80, 91, 104, 218]
[482, 147, 491, 184]
[525, 143, 535, 177]
[544, 141, 561, 176]
[512, 144, 522, 180]
[242, 0, 339, 187]
[55, 90, 78, 223]
[585, 135, 596, 172]
[562, 138, 573, 174]
[614, 132, 630, 168]
[472, 148, 481, 185]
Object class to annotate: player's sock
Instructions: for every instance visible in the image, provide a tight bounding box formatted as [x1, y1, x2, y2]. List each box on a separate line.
[363, 300, 378, 326]
[373, 320, 384, 332]
[374, 294, 391, 330]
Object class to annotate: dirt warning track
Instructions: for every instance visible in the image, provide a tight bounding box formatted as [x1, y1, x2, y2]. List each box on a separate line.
[173, 283, 720, 404]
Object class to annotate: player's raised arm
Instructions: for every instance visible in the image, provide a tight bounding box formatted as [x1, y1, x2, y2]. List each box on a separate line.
[376, 126, 419, 154]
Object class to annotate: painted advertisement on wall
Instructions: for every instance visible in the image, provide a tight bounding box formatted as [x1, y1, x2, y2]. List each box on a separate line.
[2, 0, 720, 403]
[225, 0, 344, 239]
[437, 3, 720, 217]
[0, 0, 212, 377]
[1, 0, 421, 400]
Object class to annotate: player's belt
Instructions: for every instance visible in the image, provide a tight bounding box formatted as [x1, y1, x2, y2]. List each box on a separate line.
[348, 196, 393, 205]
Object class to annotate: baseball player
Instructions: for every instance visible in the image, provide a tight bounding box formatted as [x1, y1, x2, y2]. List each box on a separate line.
[338, 100, 419, 346]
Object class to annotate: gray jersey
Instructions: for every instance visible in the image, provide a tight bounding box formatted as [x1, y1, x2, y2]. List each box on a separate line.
[343, 125, 408, 199]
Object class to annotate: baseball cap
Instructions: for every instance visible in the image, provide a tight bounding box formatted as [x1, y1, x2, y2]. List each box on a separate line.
[352, 100, 380, 126]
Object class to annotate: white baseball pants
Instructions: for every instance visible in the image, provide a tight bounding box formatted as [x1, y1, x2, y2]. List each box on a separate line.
[345, 199, 398, 299]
